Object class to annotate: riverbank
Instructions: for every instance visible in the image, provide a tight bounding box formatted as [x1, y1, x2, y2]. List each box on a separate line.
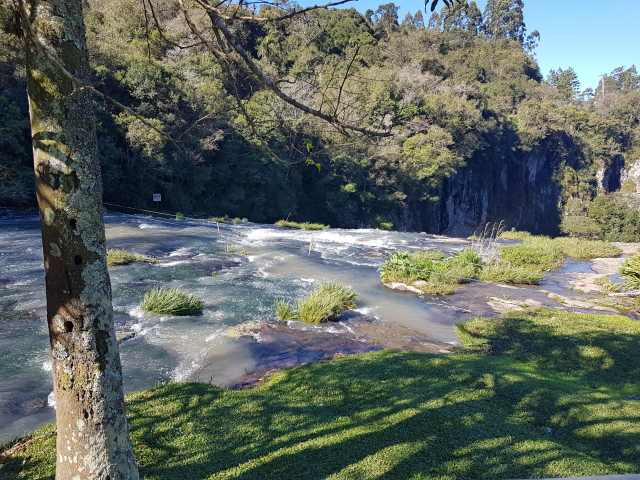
[2, 307, 639, 479]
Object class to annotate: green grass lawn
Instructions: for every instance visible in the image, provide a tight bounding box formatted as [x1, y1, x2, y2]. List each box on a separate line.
[3, 308, 640, 479]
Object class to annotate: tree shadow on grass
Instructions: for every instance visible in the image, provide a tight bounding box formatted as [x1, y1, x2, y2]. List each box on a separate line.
[4, 310, 640, 479]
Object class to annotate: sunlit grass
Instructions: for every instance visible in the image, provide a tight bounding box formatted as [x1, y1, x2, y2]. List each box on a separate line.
[6, 308, 640, 480]
[275, 220, 329, 230]
[274, 299, 297, 320]
[107, 249, 161, 266]
[140, 287, 203, 316]
[297, 283, 357, 323]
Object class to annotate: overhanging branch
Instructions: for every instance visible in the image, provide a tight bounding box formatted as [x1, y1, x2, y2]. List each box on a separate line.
[205, 8, 392, 137]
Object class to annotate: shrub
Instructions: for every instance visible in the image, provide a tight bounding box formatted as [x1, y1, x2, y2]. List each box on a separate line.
[560, 216, 603, 240]
[274, 300, 297, 320]
[140, 287, 203, 315]
[234, 217, 240, 225]
[210, 217, 226, 223]
[240, 248, 250, 255]
[275, 220, 329, 230]
[175, 212, 185, 221]
[242, 218, 248, 223]
[374, 215, 393, 231]
[297, 283, 357, 323]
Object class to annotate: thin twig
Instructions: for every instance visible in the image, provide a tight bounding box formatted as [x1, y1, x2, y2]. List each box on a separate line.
[195, 0, 354, 23]
[202, 6, 392, 137]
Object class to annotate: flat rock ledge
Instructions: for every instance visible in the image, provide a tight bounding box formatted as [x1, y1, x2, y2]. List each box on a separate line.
[220, 318, 451, 389]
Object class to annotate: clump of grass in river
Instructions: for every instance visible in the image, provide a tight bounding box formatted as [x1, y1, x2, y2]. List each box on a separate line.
[274, 300, 297, 320]
[477, 262, 543, 284]
[379, 249, 482, 295]
[140, 287, 203, 316]
[107, 249, 160, 266]
[296, 283, 357, 323]
[275, 220, 329, 230]
[175, 212, 185, 221]
[553, 237, 621, 259]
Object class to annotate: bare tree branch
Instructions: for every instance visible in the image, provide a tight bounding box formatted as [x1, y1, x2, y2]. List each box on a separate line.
[197, 8, 391, 137]
[334, 44, 360, 117]
[195, 0, 355, 23]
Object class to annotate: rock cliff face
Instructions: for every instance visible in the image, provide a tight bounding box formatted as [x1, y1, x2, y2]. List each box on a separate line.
[597, 155, 626, 194]
[391, 152, 563, 236]
[620, 158, 640, 194]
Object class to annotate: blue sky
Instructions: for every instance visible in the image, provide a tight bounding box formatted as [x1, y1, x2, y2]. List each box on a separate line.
[298, 0, 639, 90]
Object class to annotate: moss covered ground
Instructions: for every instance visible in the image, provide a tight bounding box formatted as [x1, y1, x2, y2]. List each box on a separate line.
[3, 308, 640, 479]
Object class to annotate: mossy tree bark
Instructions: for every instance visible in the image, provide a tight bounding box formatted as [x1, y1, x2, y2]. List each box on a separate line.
[23, 0, 138, 478]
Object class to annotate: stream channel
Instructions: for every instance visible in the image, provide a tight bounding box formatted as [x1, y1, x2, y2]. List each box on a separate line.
[0, 210, 623, 440]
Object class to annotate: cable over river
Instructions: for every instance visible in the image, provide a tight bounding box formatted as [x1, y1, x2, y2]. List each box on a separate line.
[0, 210, 632, 440]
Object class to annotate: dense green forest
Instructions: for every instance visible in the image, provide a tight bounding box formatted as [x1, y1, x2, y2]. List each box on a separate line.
[2, 0, 640, 239]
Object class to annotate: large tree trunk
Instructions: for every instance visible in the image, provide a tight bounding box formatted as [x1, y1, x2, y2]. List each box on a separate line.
[23, 0, 139, 478]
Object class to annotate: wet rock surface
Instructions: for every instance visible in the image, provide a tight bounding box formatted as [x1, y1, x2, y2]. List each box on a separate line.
[200, 318, 451, 389]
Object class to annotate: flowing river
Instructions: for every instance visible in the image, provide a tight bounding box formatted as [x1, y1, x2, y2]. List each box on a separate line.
[0, 210, 621, 440]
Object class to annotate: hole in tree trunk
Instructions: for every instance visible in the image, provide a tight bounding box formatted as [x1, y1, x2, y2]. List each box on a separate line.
[64, 321, 73, 333]
[74, 255, 82, 265]
[69, 219, 77, 230]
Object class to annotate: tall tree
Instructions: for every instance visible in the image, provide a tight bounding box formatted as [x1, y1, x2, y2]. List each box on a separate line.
[547, 67, 580, 103]
[18, 0, 138, 478]
[412, 10, 425, 29]
[439, 0, 482, 34]
[481, 0, 526, 43]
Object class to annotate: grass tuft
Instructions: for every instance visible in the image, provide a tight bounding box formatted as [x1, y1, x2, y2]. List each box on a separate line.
[107, 249, 160, 266]
[275, 220, 329, 230]
[619, 252, 640, 290]
[478, 262, 544, 284]
[297, 283, 357, 323]
[140, 287, 203, 316]
[175, 212, 185, 221]
[274, 299, 297, 320]
[498, 229, 532, 241]
[379, 249, 481, 295]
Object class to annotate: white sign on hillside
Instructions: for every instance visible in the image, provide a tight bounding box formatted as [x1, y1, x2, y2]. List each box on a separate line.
[153, 194, 161, 202]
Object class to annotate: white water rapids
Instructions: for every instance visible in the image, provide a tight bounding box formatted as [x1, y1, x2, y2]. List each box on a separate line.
[0, 211, 603, 440]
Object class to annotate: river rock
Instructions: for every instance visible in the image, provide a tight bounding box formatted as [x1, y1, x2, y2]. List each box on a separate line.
[385, 283, 423, 294]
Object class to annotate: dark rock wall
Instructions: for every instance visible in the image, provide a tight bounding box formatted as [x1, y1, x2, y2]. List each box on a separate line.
[391, 152, 563, 236]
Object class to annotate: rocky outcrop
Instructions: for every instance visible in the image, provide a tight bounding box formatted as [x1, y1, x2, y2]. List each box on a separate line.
[391, 151, 562, 236]
[597, 155, 626, 193]
[620, 158, 640, 193]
